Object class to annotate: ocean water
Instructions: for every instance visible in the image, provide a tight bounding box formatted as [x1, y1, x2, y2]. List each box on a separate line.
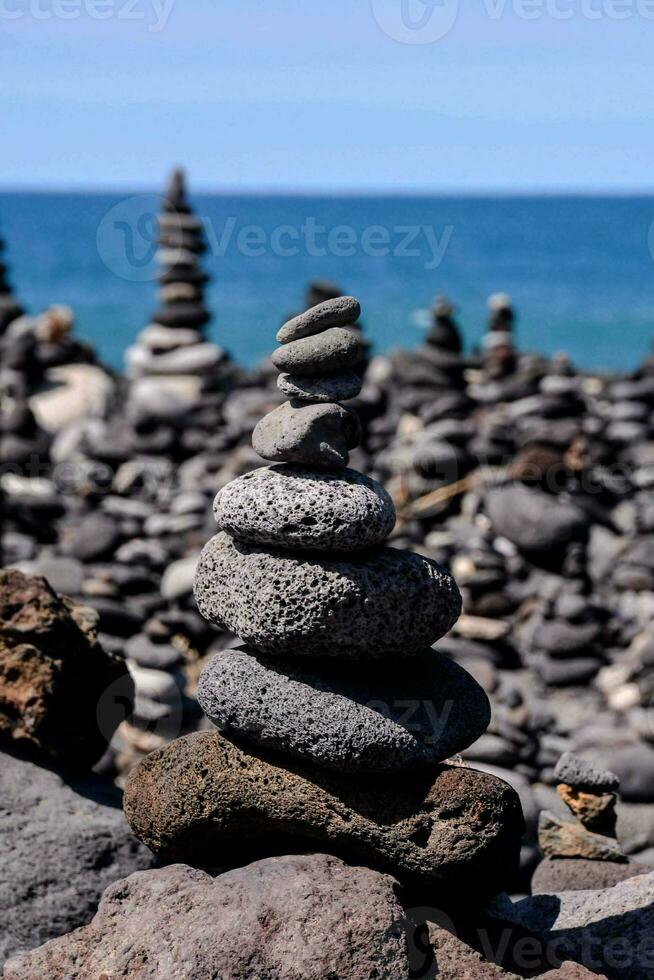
[1, 191, 654, 373]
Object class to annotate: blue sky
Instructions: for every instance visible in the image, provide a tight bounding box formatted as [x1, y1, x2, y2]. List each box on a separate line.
[1, 0, 652, 191]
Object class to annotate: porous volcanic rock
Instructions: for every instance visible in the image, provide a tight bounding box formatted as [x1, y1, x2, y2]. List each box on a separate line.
[213, 464, 395, 552]
[0, 749, 155, 966]
[123, 730, 523, 894]
[0, 569, 133, 768]
[194, 531, 462, 658]
[4, 854, 407, 980]
[197, 645, 490, 771]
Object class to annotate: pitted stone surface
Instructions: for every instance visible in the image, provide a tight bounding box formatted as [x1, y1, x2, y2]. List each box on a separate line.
[554, 752, 620, 792]
[123, 730, 523, 894]
[277, 296, 361, 344]
[5, 855, 408, 980]
[194, 532, 462, 658]
[271, 327, 362, 376]
[252, 401, 361, 468]
[197, 645, 490, 771]
[213, 465, 395, 552]
[277, 370, 362, 403]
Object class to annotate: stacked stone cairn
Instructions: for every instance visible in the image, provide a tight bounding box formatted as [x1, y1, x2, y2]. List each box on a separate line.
[532, 751, 650, 893]
[124, 295, 523, 902]
[124, 168, 237, 457]
[0, 230, 24, 335]
[483, 292, 518, 380]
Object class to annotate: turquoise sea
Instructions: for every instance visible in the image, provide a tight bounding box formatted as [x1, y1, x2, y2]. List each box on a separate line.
[1, 192, 654, 372]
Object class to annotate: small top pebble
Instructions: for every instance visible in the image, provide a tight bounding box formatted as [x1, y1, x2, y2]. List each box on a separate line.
[554, 751, 620, 792]
[276, 296, 361, 345]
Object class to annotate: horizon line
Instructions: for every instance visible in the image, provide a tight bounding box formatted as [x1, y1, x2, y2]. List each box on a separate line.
[2, 184, 654, 199]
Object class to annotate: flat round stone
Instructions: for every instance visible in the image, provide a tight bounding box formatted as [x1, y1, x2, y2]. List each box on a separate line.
[198, 646, 490, 772]
[277, 296, 361, 344]
[271, 328, 361, 377]
[214, 465, 395, 552]
[277, 370, 362, 403]
[252, 401, 360, 469]
[194, 532, 462, 658]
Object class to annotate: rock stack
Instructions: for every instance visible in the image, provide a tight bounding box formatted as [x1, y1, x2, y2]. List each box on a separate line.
[0, 229, 24, 334]
[484, 292, 517, 380]
[124, 168, 237, 455]
[124, 295, 523, 899]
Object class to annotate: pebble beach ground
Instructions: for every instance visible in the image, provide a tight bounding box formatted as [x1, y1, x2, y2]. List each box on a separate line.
[3, 177, 654, 977]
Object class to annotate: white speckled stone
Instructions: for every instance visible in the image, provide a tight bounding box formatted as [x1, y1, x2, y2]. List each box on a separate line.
[214, 465, 395, 552]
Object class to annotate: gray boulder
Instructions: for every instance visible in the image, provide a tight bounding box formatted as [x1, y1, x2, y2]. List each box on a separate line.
[271, 327, 361, 376]
[252, 401, 361, 468]
[197, 645, 490, 772]
[276, 295, 361, 343]
[0, 749, 155, 966]
[277, 369, 362, 402]
[213, 464, 395, 552]
[486, 484, 588, 553]
[194, 532, 462, 658]
[487, 871, 654, 979]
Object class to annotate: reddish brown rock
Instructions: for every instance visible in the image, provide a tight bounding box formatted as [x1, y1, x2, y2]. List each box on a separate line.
[0, 569, 133, 768]
[557, 782, 617, 835]
[538, 811, 626, 862]
[4, 855, 408, 980]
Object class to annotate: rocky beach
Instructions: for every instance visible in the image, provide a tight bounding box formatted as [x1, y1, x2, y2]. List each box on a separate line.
[3, 179, 654, 977]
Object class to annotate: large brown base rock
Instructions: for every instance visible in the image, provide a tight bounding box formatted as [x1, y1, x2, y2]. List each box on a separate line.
[123, 731, 523, 896]
[4, 855, 408, 980]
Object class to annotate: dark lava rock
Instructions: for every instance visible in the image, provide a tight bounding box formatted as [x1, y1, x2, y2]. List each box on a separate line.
[194, 532, 462, 659]
[252, 400, 361, 468]
[214, 464, 395, 552]
[197, 645, 490, 772]
[486, 484, 588, 554]
[123, 730, 523, 895]
[65, 513, 121, 562]
[0, 570, 133, 768]
[554, 752, 620, 792]
[0, 749, 155, 966]
[4, 854, 407, 980]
